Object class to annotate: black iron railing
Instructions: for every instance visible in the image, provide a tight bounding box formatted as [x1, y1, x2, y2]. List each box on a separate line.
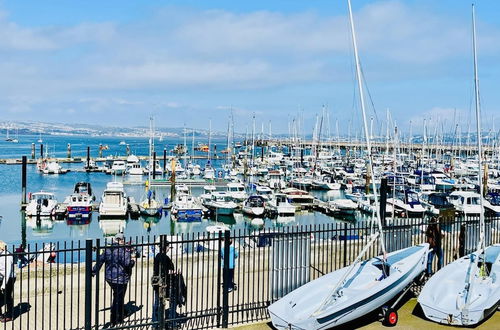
[0, 216, 498, 329]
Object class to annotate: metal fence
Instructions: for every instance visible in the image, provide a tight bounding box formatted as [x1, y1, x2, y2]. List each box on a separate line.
[0, 216, 499, 329]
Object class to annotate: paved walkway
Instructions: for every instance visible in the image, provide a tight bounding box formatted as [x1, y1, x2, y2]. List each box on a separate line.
[229, 298, 500, 329]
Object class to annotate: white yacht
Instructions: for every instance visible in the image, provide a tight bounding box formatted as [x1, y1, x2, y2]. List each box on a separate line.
[26, 192, 58, 217]
[99, 182, 128, 217]
[126, 155, 144, 176]
[448, 191, 482, 216]
[255, 186, 273, 201]
[203, 192, 238, 216]
[111, 160, 127, 176]
[266, 193, 295, 217]
[226, 182, 248, 202]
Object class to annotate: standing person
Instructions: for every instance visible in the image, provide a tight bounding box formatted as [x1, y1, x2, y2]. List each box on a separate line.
[426, 217, 444, 276]
[221, 239, 238, 292]
[92, 233, 135, 326]
[0, 241, 16, 322]
[151, 237, 174, 326]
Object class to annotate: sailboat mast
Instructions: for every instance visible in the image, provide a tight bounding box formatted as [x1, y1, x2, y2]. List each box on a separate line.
[347, 0, 386, 254]
[472, 4, 485, 251]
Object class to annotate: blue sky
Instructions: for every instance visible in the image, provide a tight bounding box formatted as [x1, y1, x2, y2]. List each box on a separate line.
[0, 0, 499, 135]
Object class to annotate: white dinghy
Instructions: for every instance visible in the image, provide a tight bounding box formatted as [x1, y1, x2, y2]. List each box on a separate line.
[418, 6, 500, 326]
[268, 1, 428, 328]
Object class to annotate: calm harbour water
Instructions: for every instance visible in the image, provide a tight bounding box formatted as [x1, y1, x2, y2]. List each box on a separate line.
[0, 135, 364, 246]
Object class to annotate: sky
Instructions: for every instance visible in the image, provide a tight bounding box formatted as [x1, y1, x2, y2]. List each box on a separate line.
[0, 0, 499, 135]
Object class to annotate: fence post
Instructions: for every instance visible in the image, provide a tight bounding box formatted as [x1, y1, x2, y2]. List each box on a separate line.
[222, 230, 231, 328]
[94, 239, 100, 329]
[85, 239, 93, 330]
[343, 223, 348, 267]
[159, 235, 166, 329]
[217, 232, 223, 327]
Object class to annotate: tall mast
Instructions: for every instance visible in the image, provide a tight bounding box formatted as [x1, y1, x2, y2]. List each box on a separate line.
[347, 0, 386, 255]
[472, 4, 485, 251]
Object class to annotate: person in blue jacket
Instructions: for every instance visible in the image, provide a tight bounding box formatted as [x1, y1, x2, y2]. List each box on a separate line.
[93, 233, 135, 326]
[221, 239, 238, 292]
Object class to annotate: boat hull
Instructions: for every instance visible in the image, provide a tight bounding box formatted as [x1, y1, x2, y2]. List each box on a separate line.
[418, 244, 500, 326]
[269, 244, 428, 329]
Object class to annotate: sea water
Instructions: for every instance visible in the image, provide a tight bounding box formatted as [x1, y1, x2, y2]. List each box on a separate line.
[0, 135, 366, 246]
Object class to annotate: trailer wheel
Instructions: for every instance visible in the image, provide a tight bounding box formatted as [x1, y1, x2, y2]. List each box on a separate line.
[383, 308, 398, 327]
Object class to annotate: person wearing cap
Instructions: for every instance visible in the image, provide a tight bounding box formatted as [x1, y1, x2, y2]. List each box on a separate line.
[425, 217, 444, 276]
[93, 233, 135, 326]
[151, 237, 175, 326]
[0, 241, 15, 322]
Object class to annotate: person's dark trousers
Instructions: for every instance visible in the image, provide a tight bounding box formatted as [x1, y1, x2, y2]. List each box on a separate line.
[229, 268, 235, 289]
[1, 278, 15, 318]
[109, 282, 128, 324]
[427, 247, 444, 275]
[152, 290, 161, 325]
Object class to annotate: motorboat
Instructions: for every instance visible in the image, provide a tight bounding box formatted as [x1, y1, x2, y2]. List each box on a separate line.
[111, 160, 127, 176]
[419, 192, 455, 217]
[312, 175, 342, 190]
[65, 183, 94, 218]
[268, 170, 286, 190]
[281, 188, 314, 207]
[226, 182, 248, 202]
[328, 198, 358, 216]
[126, 155, 144, 175]
[203, 192, 238, 216]
[266, 193, 295, 217]
[26, 192, 57, 217]
[99, 182, 128, 218]
[485, 193, 500, 216]
[448, 191, 482, 216]
[386, 190, 426, 217]
[255, 185, 273, 201]
[171, 192, 204, 221]
[242, 195, 266, 217]
[39, 160, 67, 174]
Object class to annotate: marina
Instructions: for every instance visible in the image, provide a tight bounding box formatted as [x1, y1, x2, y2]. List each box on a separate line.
[1, 1, 500, 329]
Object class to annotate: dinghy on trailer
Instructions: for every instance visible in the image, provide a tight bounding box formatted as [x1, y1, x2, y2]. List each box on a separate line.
[417, 6, 500, 326]
[418, 245, 500, 326]
[269, 1, 428, 328]
[269, 244, 428, 329]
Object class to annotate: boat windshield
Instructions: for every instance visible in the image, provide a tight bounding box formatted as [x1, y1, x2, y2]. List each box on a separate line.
[33, 194, 54, 200]
[467, 197, 480, 205]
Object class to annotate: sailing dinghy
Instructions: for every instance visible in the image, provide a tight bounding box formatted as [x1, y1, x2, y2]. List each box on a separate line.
[417, 5, 500, 326]
[269, 243, 428, 329]
[269, 1, 429, 328]
[418, 245, 500, 325]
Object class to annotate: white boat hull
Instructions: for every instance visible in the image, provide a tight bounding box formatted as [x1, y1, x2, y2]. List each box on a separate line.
[269, 244, 428, 329]
[418, 244, 500, 326]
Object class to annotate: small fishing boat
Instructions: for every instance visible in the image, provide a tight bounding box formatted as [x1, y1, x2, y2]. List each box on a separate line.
[26, 192, 57, 217]
[171, 192, 204, 221]
[66, 183, 94, 219]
